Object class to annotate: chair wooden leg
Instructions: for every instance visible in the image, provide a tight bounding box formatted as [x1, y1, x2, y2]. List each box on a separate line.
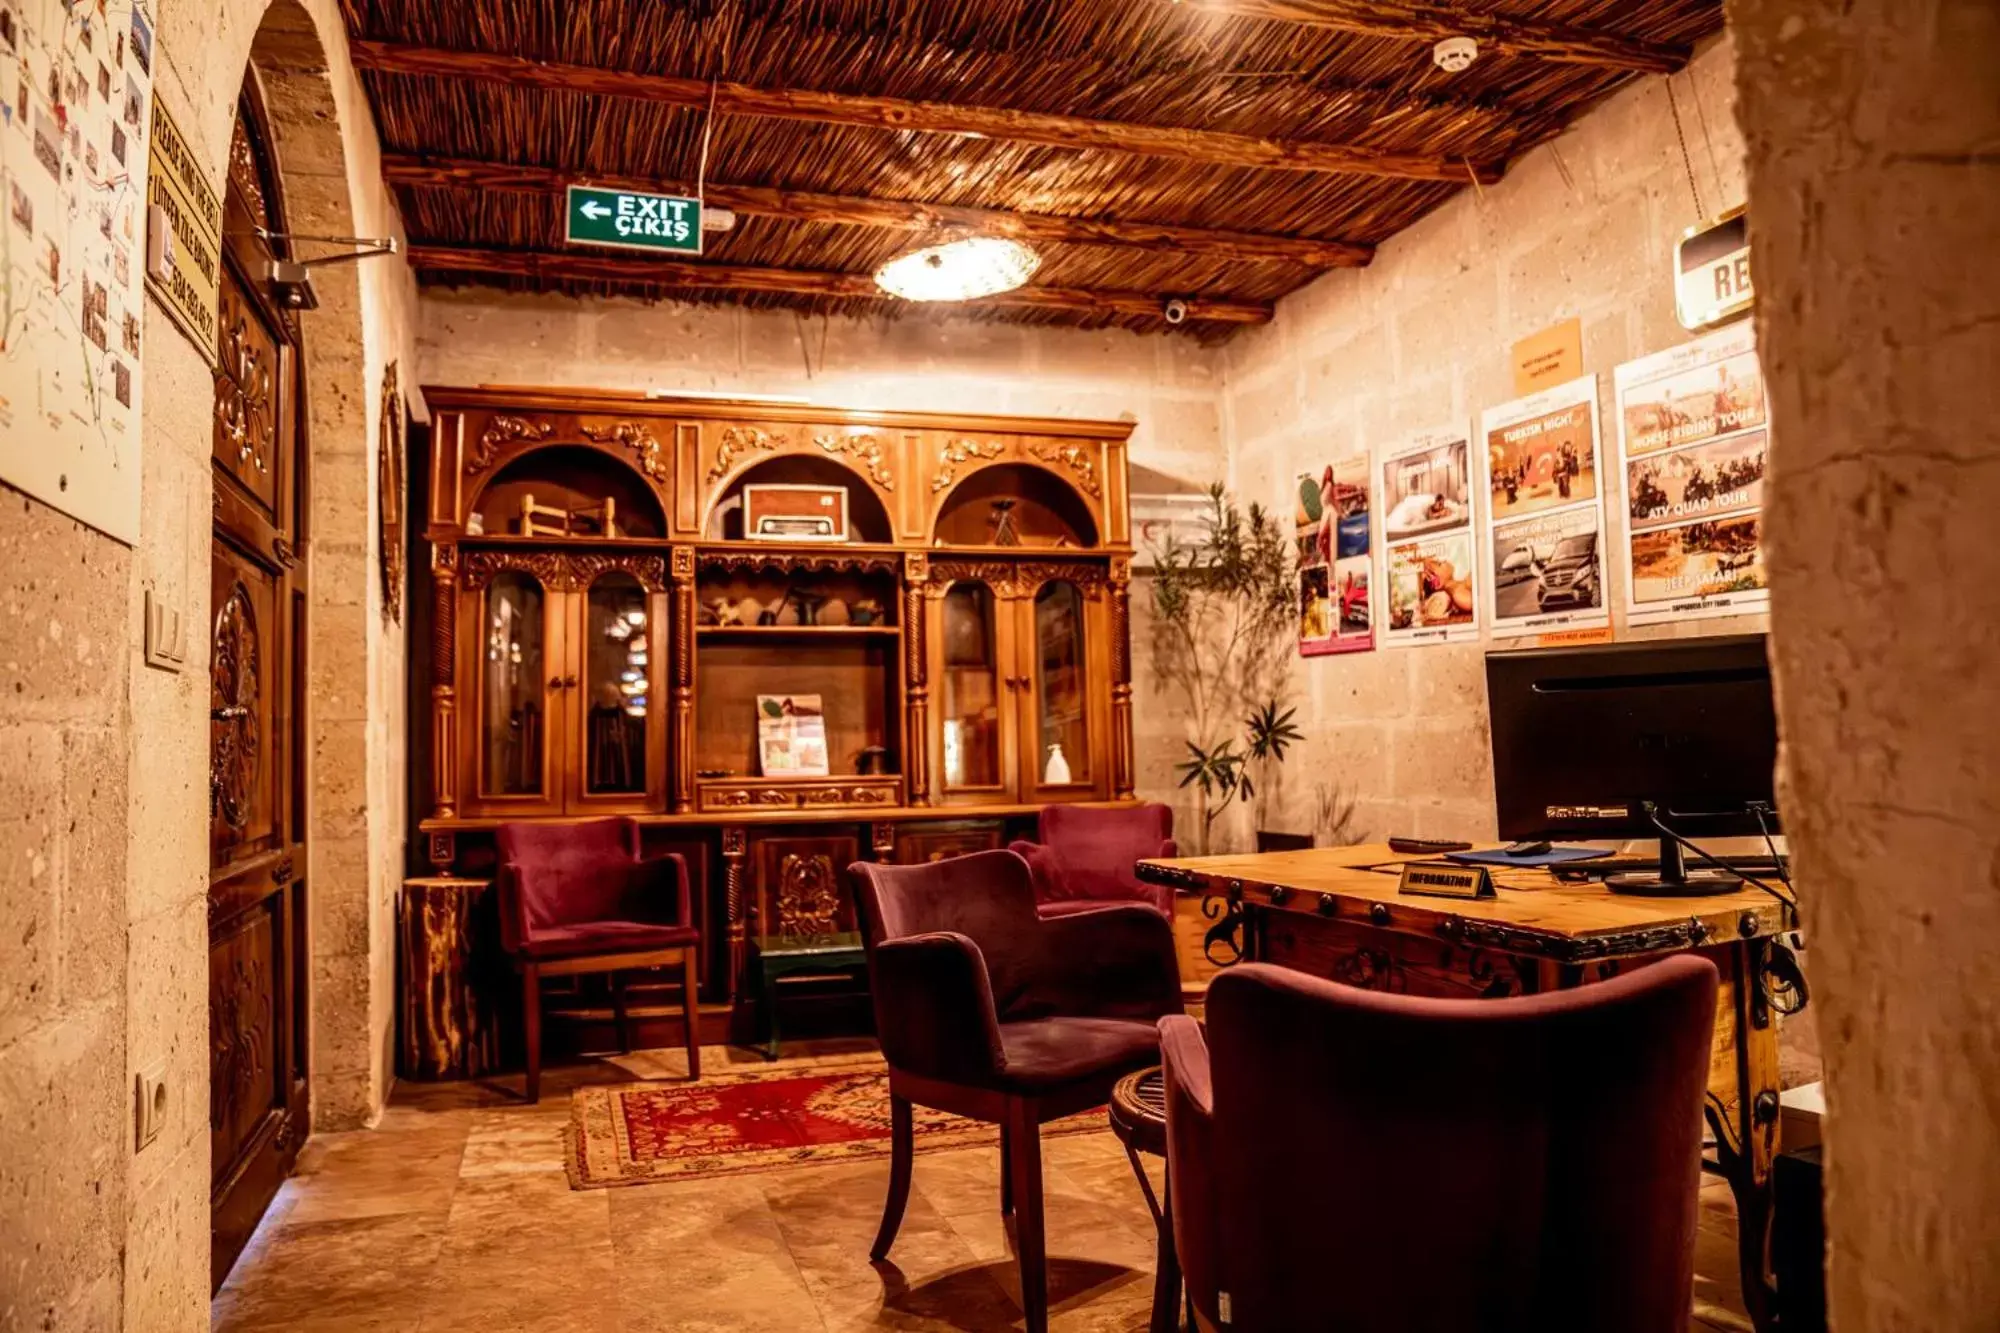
[611, 971, 631, 1054]
[681, 948, 702, 1082]
[871, 1093, 914, 1262]
[1000, 1120, 1015, 1216]
[522, 964, 543, 1104]
[1007, 1098, 1049, 1333]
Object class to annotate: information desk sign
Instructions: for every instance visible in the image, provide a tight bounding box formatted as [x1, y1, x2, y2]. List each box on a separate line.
[1397, 861, 1495, 900]
[565, 185, 704, 255]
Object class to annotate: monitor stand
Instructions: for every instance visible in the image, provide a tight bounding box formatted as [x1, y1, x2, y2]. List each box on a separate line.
[1605, 835, 1744, 896]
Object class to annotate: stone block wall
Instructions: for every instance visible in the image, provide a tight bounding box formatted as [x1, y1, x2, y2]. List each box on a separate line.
[0, 0, 419, 1327]
[1733, 0, 2000, 1325]
[1215, 35, 1766, 847]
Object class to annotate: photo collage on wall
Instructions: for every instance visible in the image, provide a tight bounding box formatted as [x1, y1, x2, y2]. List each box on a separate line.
[1377, 430, 1480, 647]
[1479, 375, 1612, 639]
[1295, 455, 1374, 656]
[1614, 322, 1770, 623]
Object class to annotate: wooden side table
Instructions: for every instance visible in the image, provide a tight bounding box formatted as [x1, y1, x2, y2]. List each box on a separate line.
[398, 876, 498, 1080]
[1110, 1067, 1182, 1333]
[746, 931, 869, 1060]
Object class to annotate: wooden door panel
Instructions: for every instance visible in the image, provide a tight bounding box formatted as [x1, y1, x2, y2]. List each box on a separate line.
[458, 572, 566, 816]
[893, 821, 1005, 865]
[209, 541, 283, 868]
[210, 88, 306, 1291]
[750, 831, 863, 940]
[214, 275, 284, 518]
[209, 901, 282, 1177]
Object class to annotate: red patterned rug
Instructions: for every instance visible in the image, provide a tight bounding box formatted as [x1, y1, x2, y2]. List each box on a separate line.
[565, 1058, 1106, 1190]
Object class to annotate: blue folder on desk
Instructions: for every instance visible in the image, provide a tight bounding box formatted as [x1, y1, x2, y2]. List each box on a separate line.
[1445, 846, 1612, 869]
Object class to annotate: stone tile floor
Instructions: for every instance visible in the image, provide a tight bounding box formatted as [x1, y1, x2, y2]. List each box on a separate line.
[214, 1042, 1754, 1332]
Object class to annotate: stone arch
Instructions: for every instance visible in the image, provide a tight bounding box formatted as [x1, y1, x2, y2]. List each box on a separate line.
[237, 0, 409, 1131]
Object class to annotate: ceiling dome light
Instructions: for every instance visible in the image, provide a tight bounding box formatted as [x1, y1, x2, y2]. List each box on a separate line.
[874, 235, 1041, 303]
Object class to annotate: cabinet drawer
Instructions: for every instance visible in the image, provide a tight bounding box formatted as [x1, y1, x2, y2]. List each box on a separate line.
[699, 783, 800, 812]
[797, 779, 902, 809]
[697, 777, 905, 812]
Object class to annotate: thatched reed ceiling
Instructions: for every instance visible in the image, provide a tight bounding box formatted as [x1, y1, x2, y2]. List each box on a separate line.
[338, 0, 1725, 338]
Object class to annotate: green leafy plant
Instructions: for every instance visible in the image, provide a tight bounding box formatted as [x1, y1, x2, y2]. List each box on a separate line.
[1147, 484, 1297, 853]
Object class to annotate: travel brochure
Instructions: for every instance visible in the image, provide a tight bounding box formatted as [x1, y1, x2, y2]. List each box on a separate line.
[1296, 454, 1374, 656]
[1479, 375, 1613, 639]
[757, 694, 830, 777]
[1377, 429, 1480, 648]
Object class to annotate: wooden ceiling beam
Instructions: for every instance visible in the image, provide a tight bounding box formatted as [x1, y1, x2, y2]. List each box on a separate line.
[381, 153, 1374, 269]
[405, 244, 1275, 326]
[1168, 0, 1688, 75]
[349, 41, 1503, 185]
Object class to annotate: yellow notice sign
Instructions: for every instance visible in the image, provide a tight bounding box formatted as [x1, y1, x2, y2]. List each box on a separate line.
[145, 96, 223, 365]
[1511, 318, 1582, 396]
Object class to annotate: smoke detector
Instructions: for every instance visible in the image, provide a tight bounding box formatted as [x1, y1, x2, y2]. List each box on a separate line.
[1433, 36, 1478, 73]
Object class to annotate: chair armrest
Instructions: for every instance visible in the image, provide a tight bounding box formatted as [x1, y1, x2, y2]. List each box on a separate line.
[637, 852, 694, 927]
[869, 932, 1005, 1084]
[1158, 1015, 1211, 1119]
[1034, 903, 1182, 1020]
[1008, 840, 1065, 902]
[1160, 1013, 1218, 1320]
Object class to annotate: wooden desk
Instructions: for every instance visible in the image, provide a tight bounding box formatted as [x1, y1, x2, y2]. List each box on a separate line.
[1138, 843, 1791, 1333]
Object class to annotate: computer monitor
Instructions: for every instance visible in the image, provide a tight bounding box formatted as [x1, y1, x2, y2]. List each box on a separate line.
[1485, 634, 1778, 893]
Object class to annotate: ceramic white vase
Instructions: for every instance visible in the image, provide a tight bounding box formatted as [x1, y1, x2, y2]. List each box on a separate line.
[1044, 743, 1071, 785]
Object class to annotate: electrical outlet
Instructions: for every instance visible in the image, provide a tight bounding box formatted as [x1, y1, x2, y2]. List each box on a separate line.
[135, 1063, 168, 1153]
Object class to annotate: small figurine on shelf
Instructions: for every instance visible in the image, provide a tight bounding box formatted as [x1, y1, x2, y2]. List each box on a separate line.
[1044, 743, 1072, 785]
[857, 745, 889, 776]
[850, 598, 883, 627]
[989, 498, 1021, 546]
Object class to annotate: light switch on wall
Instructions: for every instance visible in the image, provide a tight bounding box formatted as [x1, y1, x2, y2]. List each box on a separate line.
[143, 589, 186, 672]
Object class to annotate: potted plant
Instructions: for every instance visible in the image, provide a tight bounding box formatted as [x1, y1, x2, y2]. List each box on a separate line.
[1145, 484, 1298, 854]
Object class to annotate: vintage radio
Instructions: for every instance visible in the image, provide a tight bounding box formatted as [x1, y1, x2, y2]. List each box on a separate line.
[743, 483, 849, 542]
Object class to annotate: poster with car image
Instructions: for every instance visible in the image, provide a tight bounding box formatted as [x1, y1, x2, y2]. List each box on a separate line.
[1614, 324, 1772, 623]
[1481, 375, 1611, 638]
[1377, 430, 1479, 646]
[1295, 455, 1373, 655]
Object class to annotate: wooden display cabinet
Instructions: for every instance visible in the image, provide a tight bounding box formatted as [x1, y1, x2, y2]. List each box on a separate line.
[413, 387, 1141, 1059]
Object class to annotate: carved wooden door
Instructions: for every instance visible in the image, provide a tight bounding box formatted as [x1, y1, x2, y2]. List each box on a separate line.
[208, 92, 308, 1291]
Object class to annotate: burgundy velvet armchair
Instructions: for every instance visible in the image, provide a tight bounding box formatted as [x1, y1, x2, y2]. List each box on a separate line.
[851, 849, 1182, 1333]
[496, 817, 702, 1102]
[1008, 801, 1178, 918]
[1162, 958, 1719, 1333]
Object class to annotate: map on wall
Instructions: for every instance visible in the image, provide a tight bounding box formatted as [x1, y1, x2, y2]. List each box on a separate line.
[0, 0, 156, 545]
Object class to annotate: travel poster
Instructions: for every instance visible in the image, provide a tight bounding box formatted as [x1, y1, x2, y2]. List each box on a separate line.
[1377, 429, 1479, 647]
[1296, 455, 1373, 656]
[1481, 376, 1611, 638]
[1614, 323, 1772, 623]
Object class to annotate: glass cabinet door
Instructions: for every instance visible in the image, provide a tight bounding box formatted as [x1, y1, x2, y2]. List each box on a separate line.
[1029, 580, 1091, 790]
[939, 582, 1005, 792]
[581, 572, 653, 797]
[481, 572, 548, 797]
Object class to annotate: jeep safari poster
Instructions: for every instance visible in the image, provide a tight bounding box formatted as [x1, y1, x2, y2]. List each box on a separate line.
[1480, 375, 1611, 639]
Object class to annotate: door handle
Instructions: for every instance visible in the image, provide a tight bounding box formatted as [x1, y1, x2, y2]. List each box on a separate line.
[211, 705, 250, 721]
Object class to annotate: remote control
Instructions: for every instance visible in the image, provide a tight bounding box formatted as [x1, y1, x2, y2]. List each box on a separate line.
[1388, 836, 1473, 855]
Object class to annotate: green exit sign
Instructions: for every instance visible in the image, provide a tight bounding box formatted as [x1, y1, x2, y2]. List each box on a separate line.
[564, 185, 704, 255]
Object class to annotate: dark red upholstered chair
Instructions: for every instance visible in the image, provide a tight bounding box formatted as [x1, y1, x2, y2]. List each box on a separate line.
[851, 849, 1183, 1333]
[1162, 957, 1719, 1333]
[1008, 801, 1178, 919]
[496, 817, 702, 1102]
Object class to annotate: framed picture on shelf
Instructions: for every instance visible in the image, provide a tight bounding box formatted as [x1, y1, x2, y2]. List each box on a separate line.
[757, 694, 830, 777]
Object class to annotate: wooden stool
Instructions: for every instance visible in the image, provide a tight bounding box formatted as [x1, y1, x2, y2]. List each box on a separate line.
[1110, 1066, 1182, 1333]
